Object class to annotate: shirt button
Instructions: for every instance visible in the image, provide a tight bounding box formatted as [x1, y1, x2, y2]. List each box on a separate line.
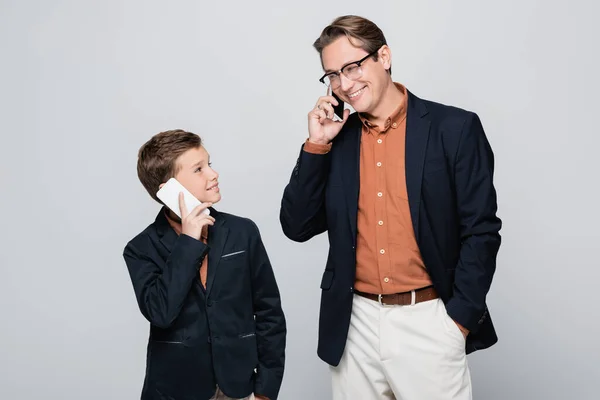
[392, 122, 397, 128]
[384, 277, 390, 283]
[377, 192, 383, 197]
[377, 139, 383, 144]
[380, 249, 385, 254]
[376, 162, 382, 167]
[378, 221, 383, 226]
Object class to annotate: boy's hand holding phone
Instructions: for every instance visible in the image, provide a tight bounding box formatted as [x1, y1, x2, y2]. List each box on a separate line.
[307, 86, 350, 145]
[178, 192, 215, 241]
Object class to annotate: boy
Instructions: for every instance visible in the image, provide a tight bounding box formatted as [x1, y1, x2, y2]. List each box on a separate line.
[124, 129, 286, 400]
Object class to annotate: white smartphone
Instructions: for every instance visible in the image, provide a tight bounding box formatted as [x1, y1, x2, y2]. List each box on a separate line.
[156, 177, 210, 218]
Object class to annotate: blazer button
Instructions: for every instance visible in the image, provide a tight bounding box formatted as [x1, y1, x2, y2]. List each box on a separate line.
[207, 300, 213, 307]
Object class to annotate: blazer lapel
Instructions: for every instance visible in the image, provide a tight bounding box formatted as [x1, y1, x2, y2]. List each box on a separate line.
[341, 115, 362, 243]
[405, 91, 431, 240]
[206, 208, 228, 297]
[156, 208, 179, 253]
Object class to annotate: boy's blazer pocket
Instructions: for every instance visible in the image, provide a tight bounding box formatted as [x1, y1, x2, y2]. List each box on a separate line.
[221, 250, 246, 259]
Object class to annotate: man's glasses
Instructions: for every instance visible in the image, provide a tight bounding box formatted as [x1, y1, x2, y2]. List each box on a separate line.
[319, 50, 379, 89]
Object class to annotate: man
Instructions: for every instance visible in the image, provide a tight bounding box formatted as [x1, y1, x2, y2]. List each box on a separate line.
[124, 129, 285, 400]
[280, 15, 501, 400]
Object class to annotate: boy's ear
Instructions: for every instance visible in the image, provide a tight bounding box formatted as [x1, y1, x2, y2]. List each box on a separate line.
[158, 182, 166, 190]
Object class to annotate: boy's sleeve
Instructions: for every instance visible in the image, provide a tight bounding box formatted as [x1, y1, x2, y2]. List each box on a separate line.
[248, 220, 286, 400]
[123, 234, 209, 329]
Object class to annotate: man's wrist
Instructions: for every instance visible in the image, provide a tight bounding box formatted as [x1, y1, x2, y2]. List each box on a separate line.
[304, 138, 332, 154]
[308, 137, 329, 145]
[455, 320, 469, 337]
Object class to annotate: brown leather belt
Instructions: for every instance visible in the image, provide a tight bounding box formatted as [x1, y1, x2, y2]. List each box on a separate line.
[354, 285, 438, 306]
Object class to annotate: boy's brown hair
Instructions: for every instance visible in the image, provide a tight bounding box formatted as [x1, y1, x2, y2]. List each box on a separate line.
[137, 129, 202, 203]
[313, 15, 391, 74]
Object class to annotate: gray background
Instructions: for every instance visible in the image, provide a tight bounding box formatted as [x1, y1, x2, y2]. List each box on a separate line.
[1, 0, 598, 399]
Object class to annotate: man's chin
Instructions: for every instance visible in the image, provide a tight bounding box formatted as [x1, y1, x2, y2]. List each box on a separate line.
[350, 99, 371, 114]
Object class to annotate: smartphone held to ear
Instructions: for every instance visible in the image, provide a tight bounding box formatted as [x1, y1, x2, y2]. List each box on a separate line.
[332, 91, 345, 122]
[156, 178, 210, 218]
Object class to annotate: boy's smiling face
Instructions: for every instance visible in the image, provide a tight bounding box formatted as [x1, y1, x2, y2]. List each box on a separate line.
[167, 146, 221, 205]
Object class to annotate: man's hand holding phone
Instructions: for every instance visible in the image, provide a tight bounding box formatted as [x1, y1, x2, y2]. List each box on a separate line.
[307, 87, 350, 145]
[178, 192, 215, 241]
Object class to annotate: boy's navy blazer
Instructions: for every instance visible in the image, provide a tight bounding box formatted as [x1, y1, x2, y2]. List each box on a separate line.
[124, 207, 286, 400]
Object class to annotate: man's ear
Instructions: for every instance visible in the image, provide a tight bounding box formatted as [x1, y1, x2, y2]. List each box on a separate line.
[379, 45, 392, 71]
[158, 182, 165, 190]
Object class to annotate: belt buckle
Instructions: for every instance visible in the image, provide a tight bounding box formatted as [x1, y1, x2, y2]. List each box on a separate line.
[378, 294, 383, 306]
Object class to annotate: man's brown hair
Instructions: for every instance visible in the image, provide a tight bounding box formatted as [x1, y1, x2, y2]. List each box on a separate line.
[137, 129, 202, 203]
[313, 15, 391, 74]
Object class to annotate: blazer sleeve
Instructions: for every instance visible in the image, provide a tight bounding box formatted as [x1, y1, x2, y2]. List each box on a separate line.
[279, 144, 331, 242]
[123, 234, 209, 329]
[446, 112, 502, 334]
[248, 221, 286, 400]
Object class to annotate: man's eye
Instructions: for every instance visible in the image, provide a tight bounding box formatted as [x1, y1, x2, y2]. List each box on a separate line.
[345, 65, 358, 74]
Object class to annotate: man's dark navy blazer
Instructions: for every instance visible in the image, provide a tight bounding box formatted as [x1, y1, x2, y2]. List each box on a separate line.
[124, 208, 286, 400]
[280, 91, 501, 365]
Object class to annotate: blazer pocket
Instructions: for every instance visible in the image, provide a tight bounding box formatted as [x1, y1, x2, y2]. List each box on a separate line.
[151, 340, 184, 345]
[327, 179, 344, 188]
[221, 250, 246, 261]
[320, 269, 334, 290]
[154, 387, 177, 400]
